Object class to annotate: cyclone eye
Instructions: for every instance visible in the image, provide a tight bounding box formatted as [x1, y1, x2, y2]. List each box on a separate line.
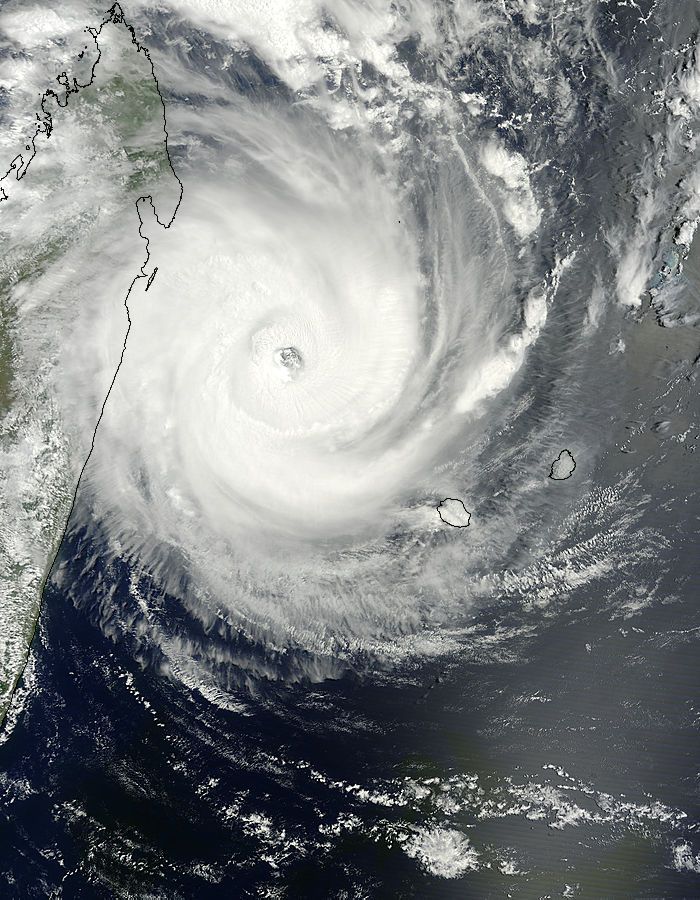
[273, 346, 304, 380]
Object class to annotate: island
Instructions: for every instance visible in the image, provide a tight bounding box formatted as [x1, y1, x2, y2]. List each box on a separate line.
[549, 449, 576, 480]
[437, 498, 472, 527]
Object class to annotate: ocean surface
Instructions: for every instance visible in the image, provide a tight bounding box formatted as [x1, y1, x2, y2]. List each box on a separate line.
[1, 1, 700, 895]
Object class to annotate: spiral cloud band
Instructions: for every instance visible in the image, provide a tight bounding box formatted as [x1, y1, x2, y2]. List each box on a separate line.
[64, 52, 548, 664]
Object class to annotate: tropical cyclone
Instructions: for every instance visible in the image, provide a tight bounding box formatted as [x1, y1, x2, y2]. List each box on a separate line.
[46, 0, 623, 678]
[4, 0, 696, 695]
[70, 51, 554, 670]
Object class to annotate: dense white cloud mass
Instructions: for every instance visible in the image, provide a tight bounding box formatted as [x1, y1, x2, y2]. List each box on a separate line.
[2, 0, 700, 691]
[56, 1, 556, 665]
